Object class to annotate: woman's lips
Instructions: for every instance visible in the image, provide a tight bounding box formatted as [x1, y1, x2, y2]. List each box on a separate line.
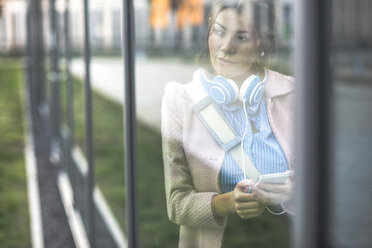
[217, 57, 236, 65]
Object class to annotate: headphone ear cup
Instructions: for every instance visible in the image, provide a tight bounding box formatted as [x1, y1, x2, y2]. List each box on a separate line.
[212, 76, 239, 104]
[199, 68, 239, 105]
[239, 75, 265, 105]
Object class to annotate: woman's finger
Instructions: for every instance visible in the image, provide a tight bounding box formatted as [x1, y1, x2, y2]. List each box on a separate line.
[235, 201, 263, 211]
[234, 190, 257, 202]
[238, 207, 265, 215]
[235, 179, 251, 193]
[237, 207, 265, 219]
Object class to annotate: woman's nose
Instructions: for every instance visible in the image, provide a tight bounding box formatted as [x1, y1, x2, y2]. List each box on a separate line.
[220, 36, 236, 54]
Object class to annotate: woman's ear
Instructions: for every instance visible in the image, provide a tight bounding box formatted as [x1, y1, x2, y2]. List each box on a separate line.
[255, 38, 264, 55]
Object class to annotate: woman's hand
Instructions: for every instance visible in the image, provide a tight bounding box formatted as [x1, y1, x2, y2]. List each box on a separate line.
[249, 172, 294, 206]
[213, 179, 265, 220]
[233, 179, 266, 219]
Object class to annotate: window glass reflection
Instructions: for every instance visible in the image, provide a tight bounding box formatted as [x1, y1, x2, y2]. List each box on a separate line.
[329, 0, 372, 246]
[136, 0, 295, 247]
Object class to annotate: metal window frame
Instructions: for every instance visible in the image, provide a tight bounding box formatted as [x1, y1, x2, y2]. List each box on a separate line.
[122, 0, 139, 247]
[82, 0, 96, 246]
[26, 0, 46, 136]
[293, 0, 332, 247]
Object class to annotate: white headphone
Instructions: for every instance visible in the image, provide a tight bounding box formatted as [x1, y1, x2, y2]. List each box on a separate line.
[199, 68, 267, 105]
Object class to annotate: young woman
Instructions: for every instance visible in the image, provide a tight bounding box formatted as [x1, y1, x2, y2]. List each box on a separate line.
[161, 1, 295, 247]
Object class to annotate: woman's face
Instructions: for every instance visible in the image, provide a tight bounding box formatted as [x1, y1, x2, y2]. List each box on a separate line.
[208, 9, 259, 83]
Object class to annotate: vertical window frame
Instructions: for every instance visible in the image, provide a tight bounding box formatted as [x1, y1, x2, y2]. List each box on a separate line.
[293, 0, 332, 247]
[122, 0, 139, 247]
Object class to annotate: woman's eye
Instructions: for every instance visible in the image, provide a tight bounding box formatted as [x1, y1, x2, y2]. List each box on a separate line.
[211, 28, 225, 37]
[237, 35, 250, 42]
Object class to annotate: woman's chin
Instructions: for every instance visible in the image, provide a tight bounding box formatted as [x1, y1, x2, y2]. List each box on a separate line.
[214, 65, 247, 79]
[216, 70, 244, 80]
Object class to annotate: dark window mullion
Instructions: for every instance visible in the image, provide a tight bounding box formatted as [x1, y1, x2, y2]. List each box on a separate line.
[122, 0, 138, 247]
[83, 0, 95, 246]
[293, 0, 332, 247]
[49, 0, 62, 164]
[64, 0, 74, 145]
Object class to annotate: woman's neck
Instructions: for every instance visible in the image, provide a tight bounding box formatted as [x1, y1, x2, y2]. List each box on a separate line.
[233, 67, 265, 88]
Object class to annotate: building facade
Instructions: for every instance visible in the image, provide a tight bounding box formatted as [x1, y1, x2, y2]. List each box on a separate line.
[0, 0, 27, 53]
[2, 0, 370, 54]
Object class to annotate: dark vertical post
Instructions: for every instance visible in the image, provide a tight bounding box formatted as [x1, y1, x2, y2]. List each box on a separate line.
[83, 0, 95, 246]
[293, 0, 332, 247]
[26, 0, 46, 136]
[122, 0, 139, 247]
[64, 0, 77, 205]
[49, 0, 61, 164]
[64, 0, 74, 145]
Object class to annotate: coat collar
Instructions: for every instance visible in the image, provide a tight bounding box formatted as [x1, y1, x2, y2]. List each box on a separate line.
[264, 70, 295, 99]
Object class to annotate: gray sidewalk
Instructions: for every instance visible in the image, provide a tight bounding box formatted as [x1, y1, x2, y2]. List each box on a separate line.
[71, 57, 198, 129]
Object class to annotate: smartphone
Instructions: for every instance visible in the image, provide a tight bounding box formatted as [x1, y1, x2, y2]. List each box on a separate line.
[257, 171, 291, 184]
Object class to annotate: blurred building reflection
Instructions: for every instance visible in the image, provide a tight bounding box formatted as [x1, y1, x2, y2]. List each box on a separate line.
[331, 0, 372, 83]
[0, 0, 26, 53]
[2, 0, 371, 57]
[0, 0, 296, 55]
[332, 0, 372, 49]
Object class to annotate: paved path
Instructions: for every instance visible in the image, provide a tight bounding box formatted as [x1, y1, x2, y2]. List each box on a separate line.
[71, 57, 198, 129]
[30, 112, 117, 247]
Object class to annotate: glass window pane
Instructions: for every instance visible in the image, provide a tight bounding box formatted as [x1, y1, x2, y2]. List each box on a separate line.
[329, 0, 372, 246]
[135, 0, 295, 246]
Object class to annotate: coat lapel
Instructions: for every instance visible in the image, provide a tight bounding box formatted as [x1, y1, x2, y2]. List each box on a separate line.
[265, 70, 295, 99]
[264, 70, 295, 168]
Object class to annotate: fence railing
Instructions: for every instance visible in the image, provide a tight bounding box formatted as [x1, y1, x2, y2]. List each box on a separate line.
[26, 0, 134, 247]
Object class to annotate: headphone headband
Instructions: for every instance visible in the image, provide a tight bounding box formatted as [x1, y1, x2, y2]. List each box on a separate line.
[199, 68, 266, 106]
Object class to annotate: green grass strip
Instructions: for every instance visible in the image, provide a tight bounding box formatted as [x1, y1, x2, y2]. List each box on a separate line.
[0, 58, 31, 248]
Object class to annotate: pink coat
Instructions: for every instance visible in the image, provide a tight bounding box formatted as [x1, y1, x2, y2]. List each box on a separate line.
[161, 69, 295, 248]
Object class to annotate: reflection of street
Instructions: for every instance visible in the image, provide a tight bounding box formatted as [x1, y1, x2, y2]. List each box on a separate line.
[330, 82, 372, 247]
[71, 57, 198, 129]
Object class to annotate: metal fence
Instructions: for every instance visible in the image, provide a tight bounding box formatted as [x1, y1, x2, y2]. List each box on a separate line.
[26, 0, 134, 247]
